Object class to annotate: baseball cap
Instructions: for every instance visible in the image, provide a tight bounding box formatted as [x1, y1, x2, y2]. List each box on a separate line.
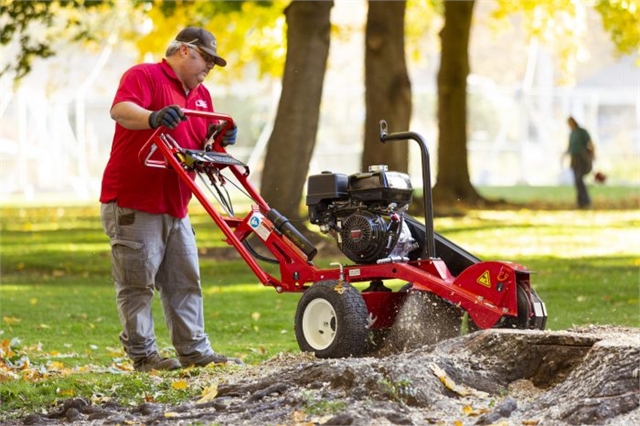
[175, 27, 227, 67]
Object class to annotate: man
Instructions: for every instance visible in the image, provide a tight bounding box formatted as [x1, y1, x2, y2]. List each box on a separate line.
[566, 116, 594, 209]
[100, 27, 240, 372]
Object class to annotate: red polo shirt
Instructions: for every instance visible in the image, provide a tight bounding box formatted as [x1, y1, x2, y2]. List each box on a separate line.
[100, 59, 214, 218]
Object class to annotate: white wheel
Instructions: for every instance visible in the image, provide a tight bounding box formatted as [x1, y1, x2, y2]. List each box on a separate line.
[294, 280, 370, 358]
[302, 299, 337, 350]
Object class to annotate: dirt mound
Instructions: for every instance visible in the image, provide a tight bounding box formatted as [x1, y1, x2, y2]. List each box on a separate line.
[15, 326, 640, 425]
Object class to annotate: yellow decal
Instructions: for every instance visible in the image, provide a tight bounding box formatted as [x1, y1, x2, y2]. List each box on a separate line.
[477, 270, 491, 288]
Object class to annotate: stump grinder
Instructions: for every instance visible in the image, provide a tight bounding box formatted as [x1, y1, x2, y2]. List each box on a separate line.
[139, 110, 547, 358]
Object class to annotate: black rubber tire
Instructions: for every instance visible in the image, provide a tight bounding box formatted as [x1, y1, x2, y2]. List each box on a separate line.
[294, 280, 370, 358]
[500, 284, 533, 329]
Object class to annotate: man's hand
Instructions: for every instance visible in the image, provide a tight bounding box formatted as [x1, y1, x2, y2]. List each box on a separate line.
[203, 122, 237, 150]
[221, 125, 237, 147]
[148, 105, 187, 129]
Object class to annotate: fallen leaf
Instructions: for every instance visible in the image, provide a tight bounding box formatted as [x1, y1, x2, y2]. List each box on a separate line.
[197, 383, 219, 403]
[463, 405, 486, 416]
[57, 388, 74, 397]
[172, 380, 188, 390]
[429, 363, 489, 398]
[291, 410, 307, 423]
[2, 317, 21, 325]
[47, 361, 65, 371]
[333, 282, 347, 294]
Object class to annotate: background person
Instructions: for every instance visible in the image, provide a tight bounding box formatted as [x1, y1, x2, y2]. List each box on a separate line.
[99, 27, 240, 372]
[566, 116, 594, 209]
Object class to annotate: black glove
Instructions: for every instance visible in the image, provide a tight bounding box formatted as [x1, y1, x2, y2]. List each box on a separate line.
[148, 105, 186, 129]
[205, 123, 219, 140]
[221, 125, 238, 147]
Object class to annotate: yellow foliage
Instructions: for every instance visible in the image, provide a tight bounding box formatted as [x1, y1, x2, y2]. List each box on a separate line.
[133, 0, 289, 82]
[490, 0, 584, 84]
[291, 410, 308, 423]
[171, 379, 189, 390]
[57, 388, 75, 397]
[489, 0, 639, 84]
[2, 316, 21, 325]
[406, 0, 439, 63]
[595, 0, 640, 55]
[429, 362, 489, 398]
[47, 361, 65, 371]
[197, 383, 219, 403]
[462, 404, 490, 416]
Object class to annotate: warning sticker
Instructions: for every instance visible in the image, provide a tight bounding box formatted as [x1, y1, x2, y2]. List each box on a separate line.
[348, 269, 361, 277]
[477, 270, 491, 288]
[249, 214, 271, 241]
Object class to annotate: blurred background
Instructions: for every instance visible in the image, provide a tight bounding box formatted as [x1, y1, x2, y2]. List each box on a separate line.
[1, 0, 638, 202]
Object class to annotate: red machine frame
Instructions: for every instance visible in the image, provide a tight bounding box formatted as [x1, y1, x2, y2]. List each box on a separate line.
[139, 110, 545, 333]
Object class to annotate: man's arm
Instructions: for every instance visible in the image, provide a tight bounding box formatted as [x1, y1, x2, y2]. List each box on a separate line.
[110, 101, 153, 130]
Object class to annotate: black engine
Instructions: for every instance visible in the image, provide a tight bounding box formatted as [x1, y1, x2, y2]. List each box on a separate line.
[306, 166, 418, 264]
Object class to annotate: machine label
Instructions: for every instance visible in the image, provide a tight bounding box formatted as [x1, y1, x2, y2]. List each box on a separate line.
[477, 270, 491, 288]
[249, 214, 271, 241]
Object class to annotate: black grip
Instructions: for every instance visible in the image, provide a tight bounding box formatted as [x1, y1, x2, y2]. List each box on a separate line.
[266, 209, 317, 261]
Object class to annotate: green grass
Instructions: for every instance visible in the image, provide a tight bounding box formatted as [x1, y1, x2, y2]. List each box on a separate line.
[477, 184, 639, 209]
[1, 186, 639, 418]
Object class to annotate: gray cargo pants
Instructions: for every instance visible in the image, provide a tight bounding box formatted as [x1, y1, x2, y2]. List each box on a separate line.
[100, 202, 214, 364]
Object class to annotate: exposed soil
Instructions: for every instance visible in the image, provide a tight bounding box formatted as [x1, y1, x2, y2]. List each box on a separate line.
[10, 325, 639, 426]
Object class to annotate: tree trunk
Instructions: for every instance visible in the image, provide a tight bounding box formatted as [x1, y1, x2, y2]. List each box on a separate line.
[433, 0, 482, 206]
[362, 0, 411, 174]
[260, 0, 333, 221]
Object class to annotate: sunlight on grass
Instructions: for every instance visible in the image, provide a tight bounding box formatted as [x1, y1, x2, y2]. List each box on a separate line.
[436, 210, 640, 259]
[4, 243, 108, 253]
[204, 283, 283, 294]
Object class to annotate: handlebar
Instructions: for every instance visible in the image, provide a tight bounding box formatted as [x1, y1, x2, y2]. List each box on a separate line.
[138, 109, 235, 167]
[379, 120, 435, 260]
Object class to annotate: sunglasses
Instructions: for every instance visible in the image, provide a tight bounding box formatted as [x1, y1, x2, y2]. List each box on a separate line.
[183, 43, 216, 66]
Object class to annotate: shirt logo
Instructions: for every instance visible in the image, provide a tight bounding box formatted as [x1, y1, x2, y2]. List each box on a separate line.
[195, 99, 208, 109]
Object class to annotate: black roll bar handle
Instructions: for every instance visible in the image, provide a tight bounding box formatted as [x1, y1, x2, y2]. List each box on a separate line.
[379, 120, 435, 260]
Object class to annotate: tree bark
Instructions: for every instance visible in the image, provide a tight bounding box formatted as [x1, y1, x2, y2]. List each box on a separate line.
[362, 0, 411, 174]
[433, 0, 482, 205]
[260, 0, 333, 221]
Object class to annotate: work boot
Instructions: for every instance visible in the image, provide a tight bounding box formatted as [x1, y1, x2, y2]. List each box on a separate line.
[133, 354, 181, 372]
[181, 353, 244, 368]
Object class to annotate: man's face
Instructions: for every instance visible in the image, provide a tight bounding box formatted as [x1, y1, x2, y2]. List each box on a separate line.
[181, 44, 215, 90]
